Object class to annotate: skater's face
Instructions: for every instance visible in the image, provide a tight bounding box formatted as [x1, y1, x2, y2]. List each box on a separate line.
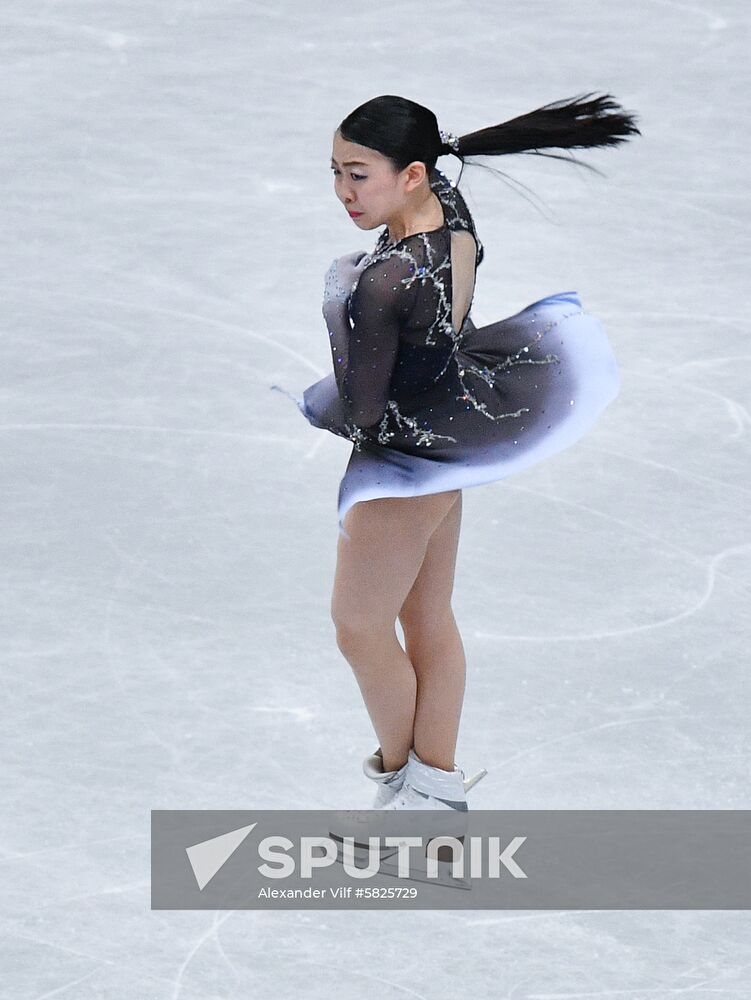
[330, 130, 427, 232]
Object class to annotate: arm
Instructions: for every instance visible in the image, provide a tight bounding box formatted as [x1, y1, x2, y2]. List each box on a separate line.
[300, 250, 382, 446]
[321, 250, 368, 402]
[322, 297, 353, 401]
[334, 253, 408, 429]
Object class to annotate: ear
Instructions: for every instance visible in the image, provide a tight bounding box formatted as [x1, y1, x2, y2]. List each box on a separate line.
[403, 160, 427, 191]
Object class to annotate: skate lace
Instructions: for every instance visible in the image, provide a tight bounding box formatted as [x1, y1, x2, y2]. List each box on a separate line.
[384, 788, 418, 810]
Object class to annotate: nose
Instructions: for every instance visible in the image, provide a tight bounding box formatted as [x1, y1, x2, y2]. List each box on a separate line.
[334, 177, 355, 205]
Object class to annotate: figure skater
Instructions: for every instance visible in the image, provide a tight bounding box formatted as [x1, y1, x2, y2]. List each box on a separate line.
[272, 92, 640, 828]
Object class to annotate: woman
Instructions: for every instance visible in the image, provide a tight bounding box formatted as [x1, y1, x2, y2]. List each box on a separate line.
[273, 93, 640, 822]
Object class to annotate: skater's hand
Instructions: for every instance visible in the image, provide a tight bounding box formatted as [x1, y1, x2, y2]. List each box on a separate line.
[322, 251, 371, 309]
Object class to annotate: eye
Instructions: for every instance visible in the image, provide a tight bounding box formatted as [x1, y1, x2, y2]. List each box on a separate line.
[331, 168, 366, 181]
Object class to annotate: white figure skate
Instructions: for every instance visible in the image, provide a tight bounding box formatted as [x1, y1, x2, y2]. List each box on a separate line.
[380, 748, 486, 839]
[328, 747, 487, 852]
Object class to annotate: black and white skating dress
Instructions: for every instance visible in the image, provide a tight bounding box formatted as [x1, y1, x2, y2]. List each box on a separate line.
[275, 167, 620, 536]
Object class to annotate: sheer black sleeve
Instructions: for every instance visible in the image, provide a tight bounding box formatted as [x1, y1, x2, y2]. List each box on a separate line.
[336, 251, 415, 429]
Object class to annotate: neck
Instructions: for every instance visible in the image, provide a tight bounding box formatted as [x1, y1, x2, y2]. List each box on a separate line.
[387, 186, 443, 243]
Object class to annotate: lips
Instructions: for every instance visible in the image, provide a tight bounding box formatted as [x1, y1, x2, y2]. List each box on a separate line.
[348, 211, 363, 217]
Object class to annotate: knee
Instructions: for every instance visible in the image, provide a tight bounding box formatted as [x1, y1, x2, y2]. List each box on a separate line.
[400, 605, 456, 650]
[333, 621, 363, 659]
[331, 604, 390, 657]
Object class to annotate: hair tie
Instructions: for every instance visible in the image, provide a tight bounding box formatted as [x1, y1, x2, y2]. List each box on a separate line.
[439, 128, 460, 154]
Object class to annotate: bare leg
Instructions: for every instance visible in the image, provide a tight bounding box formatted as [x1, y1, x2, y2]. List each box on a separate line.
[331, 490, 461, 772]
[399, 492, 465, 771]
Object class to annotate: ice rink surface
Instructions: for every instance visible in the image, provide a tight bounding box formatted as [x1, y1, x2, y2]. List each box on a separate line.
[2, 0, 750, 996]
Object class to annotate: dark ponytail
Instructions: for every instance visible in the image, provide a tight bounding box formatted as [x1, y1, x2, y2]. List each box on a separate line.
[451, 91, 641, 184]
[338, 91, 640, 194]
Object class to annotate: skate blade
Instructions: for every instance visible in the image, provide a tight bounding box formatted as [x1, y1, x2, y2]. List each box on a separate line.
[330, 837, 472, 891]
[378, 838, 471, 890]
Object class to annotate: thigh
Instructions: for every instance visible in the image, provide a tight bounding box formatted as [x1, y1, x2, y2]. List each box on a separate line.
[332, 490, 460, 631]
[398, 490, 462, 637]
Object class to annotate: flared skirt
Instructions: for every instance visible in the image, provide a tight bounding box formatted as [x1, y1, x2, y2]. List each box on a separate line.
[275, 291, 619, 537]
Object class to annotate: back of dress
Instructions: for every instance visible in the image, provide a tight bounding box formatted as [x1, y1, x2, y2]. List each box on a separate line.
[336, 168, 484, 444]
